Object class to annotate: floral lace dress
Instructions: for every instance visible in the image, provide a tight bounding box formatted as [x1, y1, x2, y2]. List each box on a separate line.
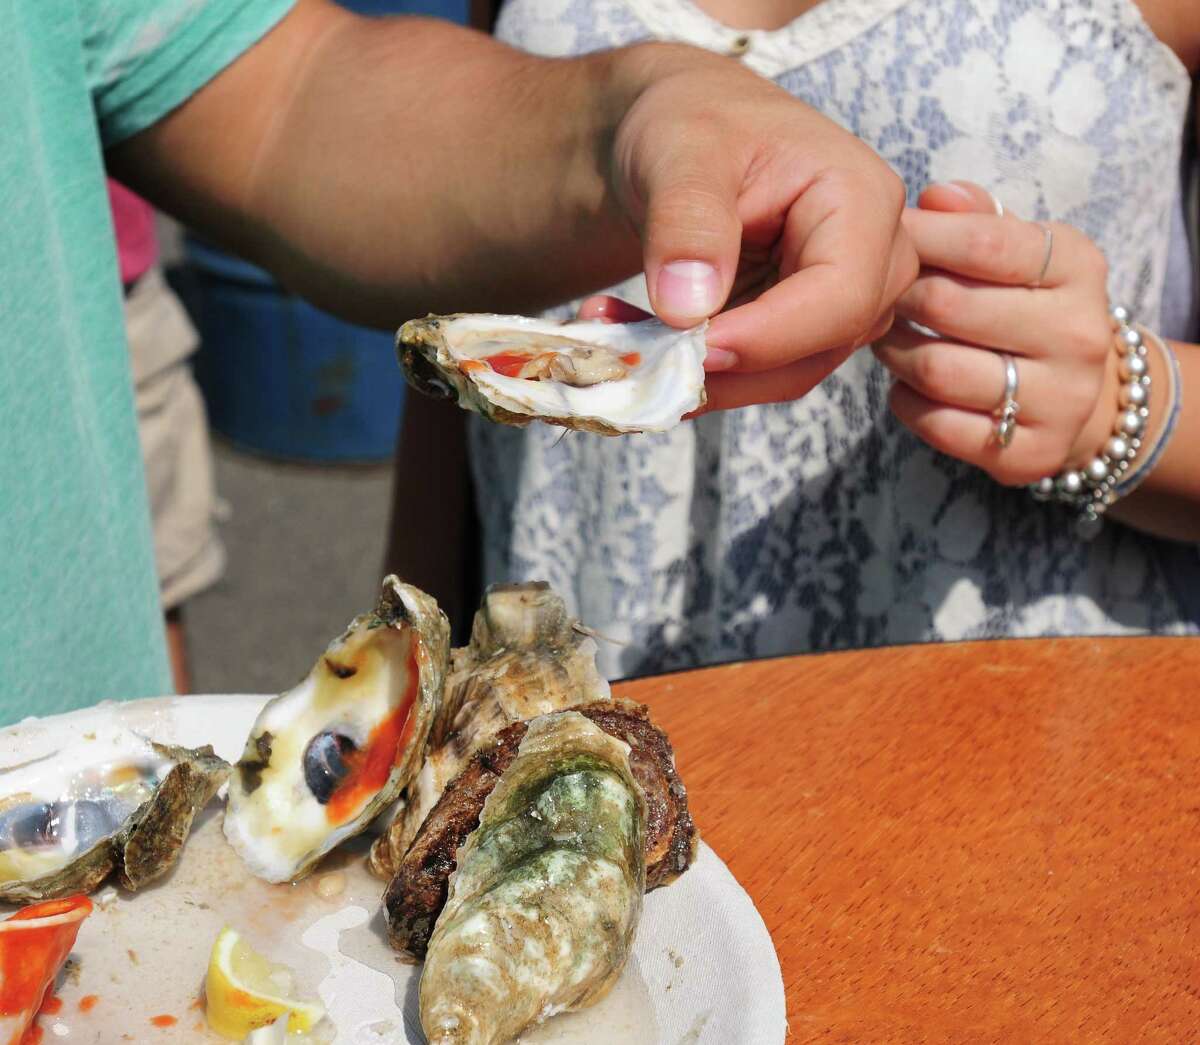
[472, 0, 1199, 678]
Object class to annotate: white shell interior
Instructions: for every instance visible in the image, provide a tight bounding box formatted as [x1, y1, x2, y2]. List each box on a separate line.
[0, 729, 175, 885]
[223, 618, 419, 883]
[439, 315, 707, 433]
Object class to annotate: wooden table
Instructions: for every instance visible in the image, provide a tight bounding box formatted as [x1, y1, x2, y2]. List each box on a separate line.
[615, 636, 1200, 1042]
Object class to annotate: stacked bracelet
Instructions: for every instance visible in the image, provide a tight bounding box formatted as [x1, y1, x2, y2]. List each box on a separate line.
[1029, 304, 1152, 540]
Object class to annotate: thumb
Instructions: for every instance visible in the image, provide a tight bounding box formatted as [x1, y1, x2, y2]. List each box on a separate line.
[640, 169, 742, 328]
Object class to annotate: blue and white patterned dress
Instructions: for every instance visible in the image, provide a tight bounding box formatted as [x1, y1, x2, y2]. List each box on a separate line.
[473, 0, 1199, 679]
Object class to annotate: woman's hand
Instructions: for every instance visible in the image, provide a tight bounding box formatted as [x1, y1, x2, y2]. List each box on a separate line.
[609, 48, 917, 411]
[872, 181, 1118, 486]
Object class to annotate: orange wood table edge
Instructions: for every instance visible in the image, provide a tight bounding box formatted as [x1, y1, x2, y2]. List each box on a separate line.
[614, 635, 1200, 1042]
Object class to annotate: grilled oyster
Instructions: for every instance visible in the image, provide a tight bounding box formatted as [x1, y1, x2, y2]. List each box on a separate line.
[0, 730, 227, 903]
[368, 582, 609, 879]
[419, 711, 645, 1045]
[384, 699, 696, 959]
[224, 576, 449, 883]
[397, 314, 706, 435]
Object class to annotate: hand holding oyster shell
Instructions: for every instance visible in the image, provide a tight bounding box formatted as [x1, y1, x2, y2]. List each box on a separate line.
[398, 314, 707, 435]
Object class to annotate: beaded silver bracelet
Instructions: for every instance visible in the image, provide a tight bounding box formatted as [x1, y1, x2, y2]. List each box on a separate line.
[1029, 304, 1152, 540]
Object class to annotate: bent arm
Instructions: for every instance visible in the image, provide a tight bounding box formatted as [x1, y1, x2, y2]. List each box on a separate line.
[106, 0, 666, 327]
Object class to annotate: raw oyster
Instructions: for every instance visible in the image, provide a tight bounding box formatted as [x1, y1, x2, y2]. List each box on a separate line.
[224, 576, 450, 883]
[368, 581, 609, 879]
[397, 314, 706, 435]
[0, 894, 92, 1042]
[0, 730, 228, 904]
[419, 711, 645, 1045]
[384, 699, 697, 959]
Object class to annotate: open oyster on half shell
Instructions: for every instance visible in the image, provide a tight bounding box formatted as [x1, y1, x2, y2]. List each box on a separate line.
[224, 576, 450, 883]
[0, 730, 228, 904]
[397, 314, 707, 435]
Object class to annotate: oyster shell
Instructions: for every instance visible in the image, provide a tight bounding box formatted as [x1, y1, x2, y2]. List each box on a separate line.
[383, 698, 697, 960]
[0, 731, 228, 904]
[224, 576, 450, 883]
[419, 711, 645, 1045]
[397, 314, 706, 435]
[368, 581, 609, 879]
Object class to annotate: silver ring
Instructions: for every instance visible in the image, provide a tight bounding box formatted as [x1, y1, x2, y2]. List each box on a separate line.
[1032, 222, 1054, 288]
[994, 352, 1019, 448]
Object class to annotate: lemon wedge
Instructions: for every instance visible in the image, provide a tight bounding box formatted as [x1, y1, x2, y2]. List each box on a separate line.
[204, 925, 326, 1040]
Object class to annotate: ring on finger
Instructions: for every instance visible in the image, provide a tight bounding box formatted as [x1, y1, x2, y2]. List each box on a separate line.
[1031, 222, 1054, 288]
[993, 352, 1019, 448]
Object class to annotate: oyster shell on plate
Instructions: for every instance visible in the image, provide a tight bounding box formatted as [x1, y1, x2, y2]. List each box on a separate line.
[368, 581, 609, 879]
[419, 711, 645, 1045]
[0, 730, 227, 904]
[397, 314, 706, 435]
[383, 698, 697, 960]
[224, 576, 450, 883]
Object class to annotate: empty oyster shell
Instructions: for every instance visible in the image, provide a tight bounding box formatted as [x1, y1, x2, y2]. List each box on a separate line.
[397, 314, 707, 435]
[419, 711, 645, 1045]
[368, 581, 609, 879]
[0, 731, 228, 904]
[223, 576, 450, 883]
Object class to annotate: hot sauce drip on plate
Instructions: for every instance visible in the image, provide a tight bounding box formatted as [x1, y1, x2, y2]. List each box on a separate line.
[149, 1015, 177, 1028]
[620, 352, 641, 367]
[77, 996, 99, 1014]
[325, 645, 420, 826]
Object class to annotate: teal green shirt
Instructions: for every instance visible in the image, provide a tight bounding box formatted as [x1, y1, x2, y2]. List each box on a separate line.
[1, 0, 295, 725]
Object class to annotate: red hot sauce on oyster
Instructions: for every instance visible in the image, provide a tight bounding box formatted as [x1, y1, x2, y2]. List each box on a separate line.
[325, 644, 421, 826]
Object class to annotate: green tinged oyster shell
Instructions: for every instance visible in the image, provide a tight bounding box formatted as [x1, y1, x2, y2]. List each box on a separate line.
[419, 711, 646, 1045]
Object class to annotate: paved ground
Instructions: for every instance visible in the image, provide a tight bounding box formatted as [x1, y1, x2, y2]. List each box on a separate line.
[185, 441, 394, 695]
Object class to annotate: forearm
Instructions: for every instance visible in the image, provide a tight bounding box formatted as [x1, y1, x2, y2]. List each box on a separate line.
[109, 2, 701, 326]
[1108, 338, 1200, 543]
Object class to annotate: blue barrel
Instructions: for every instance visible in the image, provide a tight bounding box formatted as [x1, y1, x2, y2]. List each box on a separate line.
[186, 0, 469, 462]
[187, 239, 405, 462]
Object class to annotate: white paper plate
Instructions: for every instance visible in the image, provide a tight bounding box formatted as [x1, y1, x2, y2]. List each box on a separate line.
[0, 696, 785, 1044]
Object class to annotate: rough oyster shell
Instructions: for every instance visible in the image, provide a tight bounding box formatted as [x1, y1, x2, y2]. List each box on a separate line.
[224, 576, 450, 883]
[0, 732, 228, 904]
[368, 581, 609, 879]
[383, 698, 697, 960]
[397, 313, 706, 435]
[419, 711, 645, 1045]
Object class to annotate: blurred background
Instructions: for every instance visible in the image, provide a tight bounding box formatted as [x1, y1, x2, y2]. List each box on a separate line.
[158, 0, 474, 695]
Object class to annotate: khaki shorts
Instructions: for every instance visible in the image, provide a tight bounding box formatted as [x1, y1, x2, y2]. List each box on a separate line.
[126, 267, 225, 611]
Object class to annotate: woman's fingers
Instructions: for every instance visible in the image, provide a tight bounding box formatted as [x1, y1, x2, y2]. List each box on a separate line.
[706, 167, 915, 371]
[888, 381, 1067, 487]
[873, 326, 1038, 417]
[917, 180, 1004, 216]
[902, 211, 1077, 288]
[876, 322, 1101, 439]
[576, 295, 652, 323]
[897, 271, 1111, 362]
[696, 345, 854, 414]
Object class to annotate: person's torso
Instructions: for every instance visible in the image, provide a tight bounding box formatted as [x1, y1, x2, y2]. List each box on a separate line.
[476, 0, 1197, 678]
